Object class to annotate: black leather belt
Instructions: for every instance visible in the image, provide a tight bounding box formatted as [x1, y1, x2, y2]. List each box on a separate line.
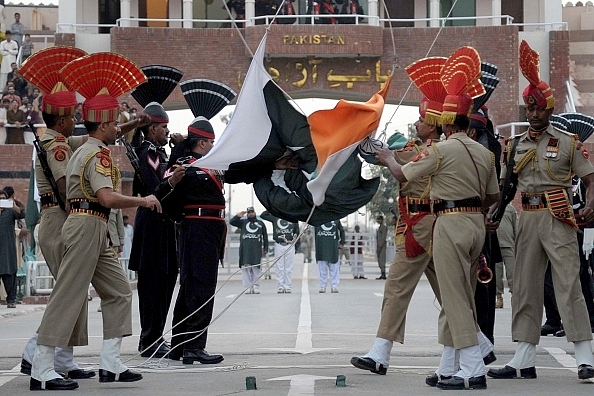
[432, 197, 483, 215]
[68, 199, 110, 221]
[408, 203, 431, 213]
[183, 207, 226, 219]
[40, 193, 59, 209]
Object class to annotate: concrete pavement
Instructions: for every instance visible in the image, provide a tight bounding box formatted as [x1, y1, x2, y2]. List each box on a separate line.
[1, 253, 593, 395]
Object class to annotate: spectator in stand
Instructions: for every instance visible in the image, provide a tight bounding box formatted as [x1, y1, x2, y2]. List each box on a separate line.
[129, 107, 137, 121]
[28, 87, 40, 104]
[338, 0, 364, 24]
[21, 34, 33, 62]
[0, 31, 18, 90]
[119, 101, 130, 124]
[74, 102, 83, 124]
[6, 62, 17, 83]
[6, 99, 25, 144]
[0, 97, 6, 144]
[3, 84, 21, 106]
[11, 70, 28, 98]
[9, 13, 24, 48]
[28, 94, 41, 125]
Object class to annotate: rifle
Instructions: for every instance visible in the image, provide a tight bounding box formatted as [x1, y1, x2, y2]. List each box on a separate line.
[29, 120, 66, 211]
[119, 136, 144, 190]
[491, 136, 520, 222]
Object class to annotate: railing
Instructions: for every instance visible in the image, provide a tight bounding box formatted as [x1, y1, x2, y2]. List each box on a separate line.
[495, 122, 529, 138]
[56, 23, 117, 34]
[379, 14, 515, 26]
[50, 14, 567, 32]
[25, 258, 136, 297]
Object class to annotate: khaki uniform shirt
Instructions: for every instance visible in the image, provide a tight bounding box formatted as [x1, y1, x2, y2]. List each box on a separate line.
[66, 137, 119, 201]
[395, 140, 433, 199]
[402, 133, 499, 200]
[506, 125, 594, 193]
[35, 129, 85, 196]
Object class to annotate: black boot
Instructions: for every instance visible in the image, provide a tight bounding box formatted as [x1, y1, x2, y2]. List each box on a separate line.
[376, 272, 386, 280]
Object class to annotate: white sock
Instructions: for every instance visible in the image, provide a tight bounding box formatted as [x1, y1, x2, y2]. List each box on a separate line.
[477, 331, 493, 357]
[574, 340, 594, 366]
[363, 337, 393, 366]
[507, 342, 536, 369]
[22, 332, 38, 364]
[100, 338, 127, 376]
[457, 345, 486, 378]
[54, 346, 80, 372]
[437, 346, 459, 377]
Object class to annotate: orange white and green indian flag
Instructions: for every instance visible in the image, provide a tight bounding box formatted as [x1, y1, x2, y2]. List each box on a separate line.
[306, 76, 392, 206]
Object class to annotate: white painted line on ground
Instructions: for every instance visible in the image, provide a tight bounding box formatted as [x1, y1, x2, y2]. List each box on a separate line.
[268, 374, 335, 395]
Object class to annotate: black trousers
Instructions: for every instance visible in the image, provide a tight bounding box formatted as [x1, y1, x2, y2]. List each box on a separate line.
[137, 266, 178, 347]
[0, 273, 16, 303]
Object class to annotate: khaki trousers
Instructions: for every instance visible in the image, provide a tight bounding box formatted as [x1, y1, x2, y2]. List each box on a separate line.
[37, 214, 132, 348]
[377, 214, 441, 343]
[433, 213, 484, 349]
[37, 207, 88, 346]
[512, 210, 592, 344]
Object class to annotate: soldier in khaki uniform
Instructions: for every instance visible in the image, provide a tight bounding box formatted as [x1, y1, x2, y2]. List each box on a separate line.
[30, 53, 160, 391]
[351, 93, 443, 375]
[19, 48, 151, 381]
[488, 40, 594, 381]
[377, 47, 500, 390]
[18, 46, 94, 380]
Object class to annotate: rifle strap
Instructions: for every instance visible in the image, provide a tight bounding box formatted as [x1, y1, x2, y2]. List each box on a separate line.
[504, 136, 521, 179]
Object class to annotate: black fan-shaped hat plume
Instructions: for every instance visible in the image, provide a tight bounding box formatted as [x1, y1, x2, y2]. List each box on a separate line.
[550, 114, 571, 132]
[180, 79, 237, 120]
[481, 61, 498, 77]
[130, 65, 184, 107]
[559, 112, 594, 142]
[473, 73, 500, 111]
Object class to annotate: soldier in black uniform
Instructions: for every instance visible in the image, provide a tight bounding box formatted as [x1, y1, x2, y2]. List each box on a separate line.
[128, 66, 185, 358]
[128, 102, 184, 358]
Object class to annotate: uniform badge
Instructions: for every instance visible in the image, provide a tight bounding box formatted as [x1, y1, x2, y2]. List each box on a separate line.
[546, 138, 559, 158]
[147, 154, 160, 172]
[52, 146, 67, 162]
[55, 135, 66, 142]
[412, 148, 429, 162]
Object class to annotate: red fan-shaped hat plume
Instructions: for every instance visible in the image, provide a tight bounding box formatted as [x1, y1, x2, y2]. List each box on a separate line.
[19, 46, 87, 116]
[440, 46, 482, 125]
[19, 46, 87, 93]
[405, 57, 447, 126]
[60, 53, 146, 122]
[519, 40, 554, 109]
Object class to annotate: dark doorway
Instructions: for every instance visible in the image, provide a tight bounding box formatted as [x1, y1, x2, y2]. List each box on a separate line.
[99, 0, 121, 34]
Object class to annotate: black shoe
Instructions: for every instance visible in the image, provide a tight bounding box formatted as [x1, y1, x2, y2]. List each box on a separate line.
[487, 365, 537, 379]
[483, 351, 497, 366]
[376, 275, 386, 280]
[30, 377, 79, 391]
[555, 329, 566, 337]
[425, 373, 452, 387]
[578, 364, 594, 380]
[359, 276, 367, 279]
[98, 369, 143, 383]
[541, 323, 562, 336]
[182, 349, 224, 365]
[436, 375, 487, 390]
[350, 356, 387, 375]
[63, 369, 96, 379]
[140, 342, 171, 358]
[20, 358, 32, 375]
